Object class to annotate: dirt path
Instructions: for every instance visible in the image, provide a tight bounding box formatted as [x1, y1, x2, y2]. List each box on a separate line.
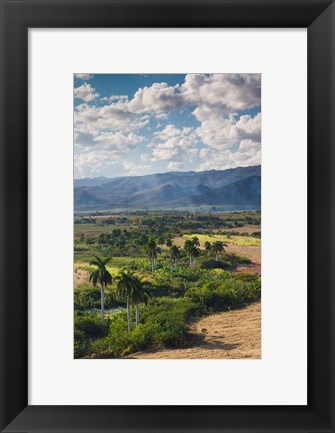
[132, 302, 261, 359]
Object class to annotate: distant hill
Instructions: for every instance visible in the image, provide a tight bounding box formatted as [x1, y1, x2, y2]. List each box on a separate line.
[74, 165, 261, 210]
[74, 176, 113, 188]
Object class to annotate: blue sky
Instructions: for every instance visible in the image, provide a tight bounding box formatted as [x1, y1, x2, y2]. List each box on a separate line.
[74, 73, 261, 178]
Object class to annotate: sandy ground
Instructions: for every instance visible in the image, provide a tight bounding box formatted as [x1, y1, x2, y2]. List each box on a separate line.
[214, 225, 261, 234]
[226, 243, 261, 267]
[234, 263, 261, 274]
[74, 268, 89, 285]
[131, 302, 261, 359]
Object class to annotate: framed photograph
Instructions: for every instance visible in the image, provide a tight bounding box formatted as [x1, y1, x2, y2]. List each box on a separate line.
[1, 0, 334, 432]
[73, 72, 262, 361]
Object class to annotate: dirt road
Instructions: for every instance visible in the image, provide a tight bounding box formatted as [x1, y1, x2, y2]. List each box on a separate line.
[131, 301, 261, 359]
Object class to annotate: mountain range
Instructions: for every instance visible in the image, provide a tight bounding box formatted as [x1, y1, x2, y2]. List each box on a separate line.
[74, 165, 261, 211]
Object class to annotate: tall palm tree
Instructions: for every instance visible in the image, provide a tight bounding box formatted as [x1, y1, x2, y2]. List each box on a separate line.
[145, 238, 161, 274]
[184, 240, 193, 265]
[131, 275, 152, 327]
[212, 241, 228, 260]
[191, 244, 200, 265]
[169, 244, 181, 271]
[184, 240, 200, 266]
[191, 236, 200, 247]
[115, 270, 139, 332]
[204, 241, 212, 256]
[89, 256, 112, 324]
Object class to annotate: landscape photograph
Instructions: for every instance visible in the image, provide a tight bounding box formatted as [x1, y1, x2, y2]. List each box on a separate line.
[74, 73, 261, 359]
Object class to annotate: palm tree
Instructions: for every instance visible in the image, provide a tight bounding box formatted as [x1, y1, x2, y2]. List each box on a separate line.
[204, 241, 212, 256]
[131, 276, 152, 327]
[156, 235, 165, 248]
[191, 236, 200, 247]
[184, 240, 193, 265]
[212, 241, 228, 260]
[170, 244, 181, 270]
[145, 238, 161, 274]
[115, 270, 137, 332]
[89, 256, 112, 324]
[191, 244, 200, 265]
[184, 240, 200, 266]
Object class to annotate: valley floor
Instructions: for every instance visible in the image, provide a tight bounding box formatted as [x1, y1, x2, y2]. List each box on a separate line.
[130, 301, 261, 359]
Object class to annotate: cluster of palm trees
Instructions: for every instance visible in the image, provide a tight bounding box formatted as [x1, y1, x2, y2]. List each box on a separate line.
[88, 237, 229, 327]
[89, 256, 151, 329]
[184, 236, 201, 266]
[143, 235, 229, 273]
[204, 240, 228, 260]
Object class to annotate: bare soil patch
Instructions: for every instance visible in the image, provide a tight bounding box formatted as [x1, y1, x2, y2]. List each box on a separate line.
[131, 302, 261, 359]
[214, 225, 261, 234]
[234, 263, 261, 274]
[74, 269, 89, 286]
[225, 243, 261, 265]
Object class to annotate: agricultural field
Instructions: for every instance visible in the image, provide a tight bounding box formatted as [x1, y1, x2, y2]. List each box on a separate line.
[74, 210, 261, 359]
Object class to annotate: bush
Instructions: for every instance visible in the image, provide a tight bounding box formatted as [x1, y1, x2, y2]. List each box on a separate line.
[74, 312, 105, 338]
[201, 259, 232, 270]
[89, 298, 197, 358]
[221, 252, 252, 267]
[185, 276, 261, 312]
[74, 287, 124, 311]
[74, 312, 106, 358]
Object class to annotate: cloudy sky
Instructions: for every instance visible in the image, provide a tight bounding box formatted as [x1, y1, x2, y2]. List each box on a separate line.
[74, 73, 261, 178]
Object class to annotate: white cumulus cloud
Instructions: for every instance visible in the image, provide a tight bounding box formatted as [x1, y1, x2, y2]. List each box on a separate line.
[74, 151, 116, 178]
[74, 73, 93, 81]
[74, 83, 99, 102]
[128, 82, 184, 114]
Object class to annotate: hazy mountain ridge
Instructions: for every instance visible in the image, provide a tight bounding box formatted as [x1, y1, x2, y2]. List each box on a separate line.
[74, 165, 261, 210]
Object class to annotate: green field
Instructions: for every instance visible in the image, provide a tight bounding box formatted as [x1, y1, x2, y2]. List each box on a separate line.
[74, 210, 261, 359]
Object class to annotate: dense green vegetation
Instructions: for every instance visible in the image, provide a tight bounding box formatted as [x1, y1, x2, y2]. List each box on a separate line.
[74, 210, 261, 358]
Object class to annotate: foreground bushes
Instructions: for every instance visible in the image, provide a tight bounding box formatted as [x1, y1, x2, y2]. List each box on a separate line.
[74, 270, 261, 358]
[185, 277, 260, 311]
[90, 298, 197, 357]
[74, 287, 124, 310]
[74, 312, 106, 358]
[201, 259, 232, 270]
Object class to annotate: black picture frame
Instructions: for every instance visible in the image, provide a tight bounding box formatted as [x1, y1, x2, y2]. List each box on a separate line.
[0, 0, 334, 432]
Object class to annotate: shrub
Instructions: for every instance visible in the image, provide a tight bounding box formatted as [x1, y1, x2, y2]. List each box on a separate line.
[74, 312, 106, 358]
[74, 312, 105, 339]
[201, 259, 232, 270]
[74, 287, 124, 311]
[89, 298, 197, 358]
[221, 252, 252, 267]
[185, 277, 261, 312]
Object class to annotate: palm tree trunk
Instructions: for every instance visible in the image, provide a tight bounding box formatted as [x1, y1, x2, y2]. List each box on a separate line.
[136, 303, 139, 327]
[127, 295, 131, 332]
[151, 251, 155, 274]
[101, 282, 105, 323]
[215, 253, 218, 261]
